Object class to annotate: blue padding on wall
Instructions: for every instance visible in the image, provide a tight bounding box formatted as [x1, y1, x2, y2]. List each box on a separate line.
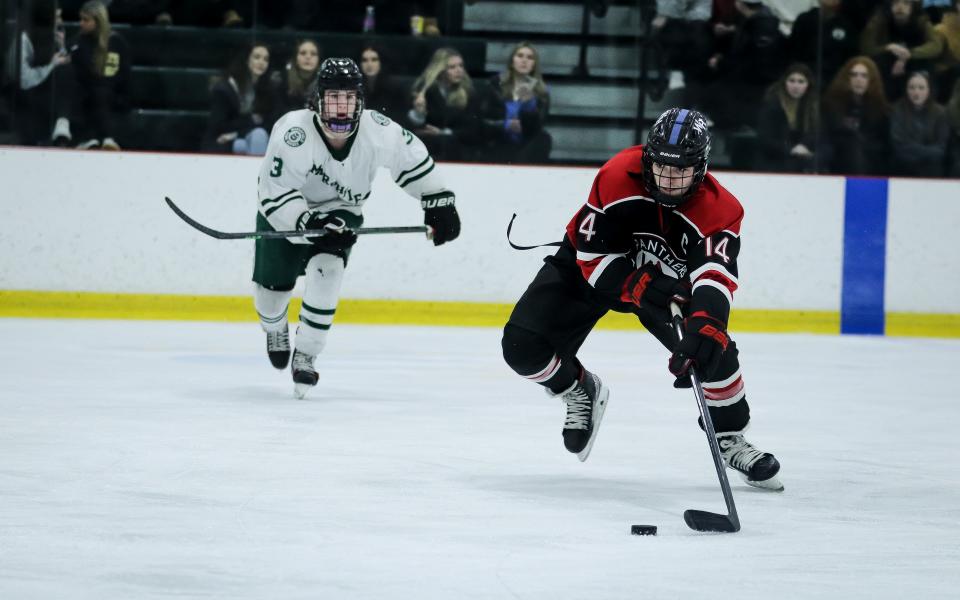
[841, 178, 888, 335]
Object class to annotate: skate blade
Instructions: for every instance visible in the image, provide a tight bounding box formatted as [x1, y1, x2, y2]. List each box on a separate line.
[293, 382, 313, 399]
[577, 385, 610, 463]
[741, 472, 784, 492]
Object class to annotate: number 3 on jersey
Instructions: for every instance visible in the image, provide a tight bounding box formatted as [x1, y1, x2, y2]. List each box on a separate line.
[579, 212, 597, 241]
[270, 157, 283, 177]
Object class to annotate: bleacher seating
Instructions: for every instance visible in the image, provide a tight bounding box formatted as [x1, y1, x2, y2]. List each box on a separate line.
[92, 23, 487, 152]
[5, 1, 748, 165]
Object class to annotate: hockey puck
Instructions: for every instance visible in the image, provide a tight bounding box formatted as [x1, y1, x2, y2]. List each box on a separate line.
[630, 524, 657, 536]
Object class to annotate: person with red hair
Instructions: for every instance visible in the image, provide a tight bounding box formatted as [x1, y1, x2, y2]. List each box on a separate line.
[822, 56, 891, 173]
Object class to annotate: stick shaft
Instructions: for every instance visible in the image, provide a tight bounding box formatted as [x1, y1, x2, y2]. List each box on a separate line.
[165, 197, 427, 240]
[671, 303, 741, 530]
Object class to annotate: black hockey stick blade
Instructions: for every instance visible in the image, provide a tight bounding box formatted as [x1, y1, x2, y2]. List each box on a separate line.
[684, 509, 741, 533]
[164, 197, 427, 240]
[506, 213, 563, 250]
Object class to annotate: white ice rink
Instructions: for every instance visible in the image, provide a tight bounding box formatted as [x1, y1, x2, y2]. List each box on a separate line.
[1, 318, 958, 599]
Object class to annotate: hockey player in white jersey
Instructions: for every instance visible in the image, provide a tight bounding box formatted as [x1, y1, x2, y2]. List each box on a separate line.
[253, 57, 460, 398]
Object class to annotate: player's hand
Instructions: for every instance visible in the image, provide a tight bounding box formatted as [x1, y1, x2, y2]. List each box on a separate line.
[421, 192, 460, 246]
[669, 312, 729, 388]
[621, 265, 690, 315]
[297, 211, 358, 252]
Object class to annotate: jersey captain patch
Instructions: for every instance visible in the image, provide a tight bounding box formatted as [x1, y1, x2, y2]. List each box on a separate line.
[284, 127, 306, 147]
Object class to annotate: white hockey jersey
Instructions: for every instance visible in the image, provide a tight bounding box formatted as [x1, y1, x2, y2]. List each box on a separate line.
[257, 109, 448, 239]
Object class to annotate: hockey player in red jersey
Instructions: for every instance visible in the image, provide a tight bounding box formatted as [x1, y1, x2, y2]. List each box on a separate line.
[501, 108, 782, 491]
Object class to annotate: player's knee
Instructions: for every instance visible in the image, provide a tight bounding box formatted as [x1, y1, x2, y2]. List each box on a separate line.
[306, 252, 346, 273]
[502, 323, 554, 374]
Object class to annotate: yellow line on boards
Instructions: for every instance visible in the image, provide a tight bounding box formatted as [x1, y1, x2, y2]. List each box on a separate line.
[1, 291, 957, 337]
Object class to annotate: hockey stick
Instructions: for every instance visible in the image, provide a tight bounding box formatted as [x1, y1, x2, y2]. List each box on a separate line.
[505, 213, 562, 250]
[165, 197, 428, 240]
[671, 302, 741, 533]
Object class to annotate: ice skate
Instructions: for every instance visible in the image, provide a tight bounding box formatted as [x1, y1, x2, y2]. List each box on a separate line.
[291, 349, 318, 399]
[718, 434, 783, 491]
[265, 325, 291, 369]
[555, 369, 610, 462]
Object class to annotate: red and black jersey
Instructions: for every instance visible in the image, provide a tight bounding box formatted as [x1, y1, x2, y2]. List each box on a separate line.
[561, 145, 743, 324]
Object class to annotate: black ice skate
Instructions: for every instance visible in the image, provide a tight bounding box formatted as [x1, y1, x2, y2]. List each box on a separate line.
[265, 326, 291, 369]
[291, 349, 318, 399]
[556, 369, 610, 462]
[718, 434, 783, 491]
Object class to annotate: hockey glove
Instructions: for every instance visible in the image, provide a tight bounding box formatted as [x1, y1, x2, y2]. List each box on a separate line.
[669, 311, 729, 388]
[422, 192, 460, 246]
[297, 211, 358, 252]
[620, 265, 691, 315]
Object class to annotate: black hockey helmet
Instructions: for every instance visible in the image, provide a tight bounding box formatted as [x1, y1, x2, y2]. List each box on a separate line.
[641, 108, 711, 207]
[315, 57, 365, 136]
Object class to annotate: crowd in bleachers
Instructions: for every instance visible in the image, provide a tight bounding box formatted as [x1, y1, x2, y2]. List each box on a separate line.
[654, 0, 960, 176]
[3, 0, 960, 178]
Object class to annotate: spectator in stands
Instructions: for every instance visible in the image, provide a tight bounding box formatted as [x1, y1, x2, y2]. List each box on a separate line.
[358, 44, 406, 121]
[789, 0, 860, 84]
[203, 43, 276, 155]
[650, 0, 713, 96]
[479, 41, 552, 164]
[945, 79, 960, 174]
[702, 1, 787, 126]
[890, 70, 949, 174]
[69, 0, 131, 150]
[272, 39, 321, 116]
[407, 47, 483, 160]
[4, 0, 75, 146]
[861, 0, 943, 99]
[822, 56, 891, 173]
[933, 1, 960, 101]
[756, 62, 822, 172]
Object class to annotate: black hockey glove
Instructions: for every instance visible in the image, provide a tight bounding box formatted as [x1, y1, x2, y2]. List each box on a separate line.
[422, 192, 460, 246]
[669, 311, 729, 388]
[620, 265, 691, 317]
[297, 211, 357, 252]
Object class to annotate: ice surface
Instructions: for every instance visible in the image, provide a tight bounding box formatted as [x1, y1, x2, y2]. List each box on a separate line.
[1, 319, 958, 599]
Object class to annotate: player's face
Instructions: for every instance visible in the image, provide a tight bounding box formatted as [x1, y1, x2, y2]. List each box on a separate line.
[78, 12, 96, 34]
[784, 73, 809, 99]
[512, 47, 536, 76]
[891, 0, 912, 23]
[445, 56, 465, 84]
[322, 90, 359, 137]
[296, 42, 319, 72]
[248, 46, 270, 78]
[906, 74, 930, 107]
[652, 163, 696, 197]
[848, 64, 870, 96]
[360, 49, 381, 77]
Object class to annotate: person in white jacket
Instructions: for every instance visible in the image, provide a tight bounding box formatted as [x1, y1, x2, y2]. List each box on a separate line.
[4, 0, 74, 145]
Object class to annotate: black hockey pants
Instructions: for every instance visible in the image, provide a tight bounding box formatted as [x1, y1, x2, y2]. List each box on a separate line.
[501, 253, 751, 435]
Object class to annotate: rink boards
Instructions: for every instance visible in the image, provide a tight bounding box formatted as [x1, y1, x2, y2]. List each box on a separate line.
[1, 146, 958, 337]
